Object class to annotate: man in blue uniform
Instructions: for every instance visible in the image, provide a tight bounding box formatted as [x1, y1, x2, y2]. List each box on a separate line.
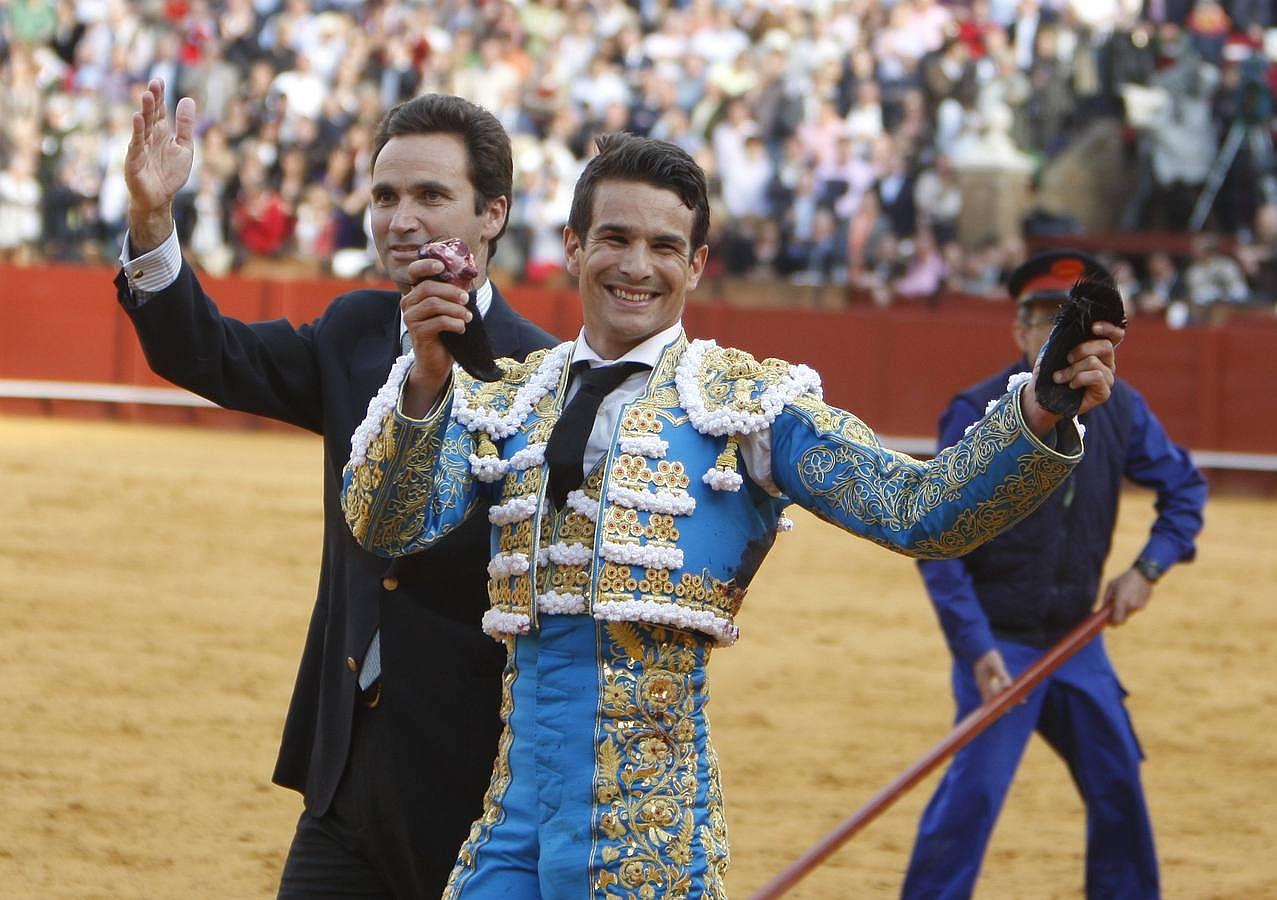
[342, 138, 1127, 898]
[901, 250, 1208, 899]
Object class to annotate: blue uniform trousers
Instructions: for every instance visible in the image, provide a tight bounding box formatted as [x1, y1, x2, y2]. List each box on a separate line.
[902, 637, 1159, 900]
[446, 615, 725, 899]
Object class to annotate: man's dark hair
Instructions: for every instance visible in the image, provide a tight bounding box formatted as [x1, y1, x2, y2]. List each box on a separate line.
[370, 94, 513, 255]
[568, 133, 710, 251]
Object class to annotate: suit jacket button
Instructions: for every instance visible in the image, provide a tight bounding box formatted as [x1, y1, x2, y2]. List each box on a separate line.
[382, 576, 399, 591]
[346, 656, 358, 672]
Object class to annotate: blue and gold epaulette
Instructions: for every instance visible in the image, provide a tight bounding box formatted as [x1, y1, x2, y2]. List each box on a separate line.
[674, 339, 823, 437]
[452, 342, 574, 441]
[673, 339, 824, 492]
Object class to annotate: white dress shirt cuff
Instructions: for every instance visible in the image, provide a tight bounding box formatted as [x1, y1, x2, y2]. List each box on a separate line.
[119, 227, 183, 295]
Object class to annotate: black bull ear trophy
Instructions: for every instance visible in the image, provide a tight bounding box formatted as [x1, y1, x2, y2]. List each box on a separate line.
[418, 238, 503, 382]
[1034, 276, 1127, 418]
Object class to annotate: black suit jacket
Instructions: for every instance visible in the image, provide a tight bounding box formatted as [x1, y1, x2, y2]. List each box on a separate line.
[115, 263, 556, 889]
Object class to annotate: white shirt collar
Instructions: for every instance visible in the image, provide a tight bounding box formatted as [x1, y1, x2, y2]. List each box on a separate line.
[572, 321, 684, 369]
[398, 279, 493, 342]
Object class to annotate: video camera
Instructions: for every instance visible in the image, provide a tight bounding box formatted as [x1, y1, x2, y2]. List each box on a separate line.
[1235, 55, 1272, 125]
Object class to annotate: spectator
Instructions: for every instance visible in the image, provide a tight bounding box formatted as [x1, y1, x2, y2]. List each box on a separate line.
[789, 207, 847, 287]
[1184, 232, 1250, 319]
[521, 164, 574, 285]
[0, 147, 43, 263]
[814, 135, 877, 222]
[1024, 24, 1078, 156]
[711, 96, 757, 177]
[873, 148, 918, 240]
[187, 168, 233, 276]
[1136, 250, 1187, 321]
[847, 189, 892, 287]
[795, 97, 846, 169]
[1186, 0, 1232, 64]
[914, 152, 963, 246]
[1110, 257, 1144, 317]
[721, 135, 775, 223]
[921, 37, 977, 120]
[0, 0, 1271, 317]
[893, 227, 950, 300]
[845, 79, 886, 144]
[1237, 202, 1277, 301]
[1131, 24, 1218, 231]
[954, 235, 1009, 296]
[230, 153, 294, 264]
[977, 46, 1033, 152]
[292, 183, 337, 268]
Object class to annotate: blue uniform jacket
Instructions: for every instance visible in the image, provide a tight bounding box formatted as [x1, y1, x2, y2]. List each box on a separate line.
[919, 360, 1207, 662]
[344, 336, 1089, 647]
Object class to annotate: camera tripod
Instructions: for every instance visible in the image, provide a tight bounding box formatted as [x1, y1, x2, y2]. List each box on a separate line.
[1189, 117, 1277, 231]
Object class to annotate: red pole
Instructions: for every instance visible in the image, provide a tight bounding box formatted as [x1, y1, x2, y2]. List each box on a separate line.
[749, 604, 1114, 900]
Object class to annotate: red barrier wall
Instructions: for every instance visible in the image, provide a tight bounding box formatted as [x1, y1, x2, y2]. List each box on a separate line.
[3, 263, 1276, 454]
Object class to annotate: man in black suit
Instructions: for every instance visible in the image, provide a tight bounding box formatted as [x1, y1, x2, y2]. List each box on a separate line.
[115, 80, 556, 897]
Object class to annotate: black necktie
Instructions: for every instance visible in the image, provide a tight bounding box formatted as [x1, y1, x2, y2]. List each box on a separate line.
[546, 361, 646, 508]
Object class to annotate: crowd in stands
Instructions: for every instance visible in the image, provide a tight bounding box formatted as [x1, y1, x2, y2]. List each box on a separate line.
[2, 0, 1276, 326]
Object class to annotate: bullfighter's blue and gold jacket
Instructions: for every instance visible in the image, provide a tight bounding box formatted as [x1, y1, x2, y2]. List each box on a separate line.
[341, 331, 1082, 645]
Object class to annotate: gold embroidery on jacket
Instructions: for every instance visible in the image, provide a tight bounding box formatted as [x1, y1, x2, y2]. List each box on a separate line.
[592, 622, 710, 898]
[369, 419, 448, 554]
[499, 520, 534, 553]
[343, 415, 398, 545]
[789, 394, 1073, 559]
[700, 736, 729, 898]
[695, 346, 794, 415]
[537, 467, 605, 599]
[489, 576, 532, 611]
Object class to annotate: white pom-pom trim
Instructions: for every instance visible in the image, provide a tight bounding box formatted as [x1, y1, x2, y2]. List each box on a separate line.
[452, 342, 572, 439]
[606, 484, 696, 516]
[1006, 371, 1033, 393]
[488, 496, 539, 526]
[675, 339, 822, 437]
[538, 542, 594, 567]
[600, 541, 683, 570]
[487, 552, 530, 579]
[565, 490, 600, 522]
[537, 590, 587, 615]
[481, 609, 531, 639]
[470, 454, 511, 482]
[777, 515, 794, 532]
[702, 468, 744, 492]
[592, 599, 739, 645]
[508, 443, 546, 471]
[618, 434, 669, 458]
[348, 351, 415, 465]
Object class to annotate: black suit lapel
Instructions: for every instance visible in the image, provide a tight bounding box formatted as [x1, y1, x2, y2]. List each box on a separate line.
[483, 285, 523, 358]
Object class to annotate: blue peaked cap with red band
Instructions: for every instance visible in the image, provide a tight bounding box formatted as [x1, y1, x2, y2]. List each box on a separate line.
[1007, 249, 1111, 305]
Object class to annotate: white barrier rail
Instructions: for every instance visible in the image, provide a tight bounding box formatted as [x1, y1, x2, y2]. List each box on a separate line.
[0, 379, 216, 408]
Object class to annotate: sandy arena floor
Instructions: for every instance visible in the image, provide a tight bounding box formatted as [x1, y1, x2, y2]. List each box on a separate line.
[1, 416, 1273, 899]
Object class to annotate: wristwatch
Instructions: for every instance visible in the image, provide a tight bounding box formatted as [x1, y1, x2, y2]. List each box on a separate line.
[1133, 557, 1165, 583]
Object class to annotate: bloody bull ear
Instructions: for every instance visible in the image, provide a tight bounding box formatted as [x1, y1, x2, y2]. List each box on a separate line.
[418, 239, 503, 382]
[1033, 275, 1127, 418]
